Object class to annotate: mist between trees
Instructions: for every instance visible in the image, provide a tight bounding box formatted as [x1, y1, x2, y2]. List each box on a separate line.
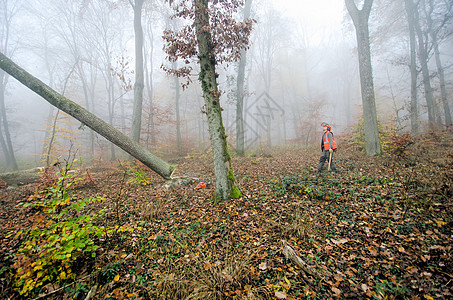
[0, 0, 452, 172]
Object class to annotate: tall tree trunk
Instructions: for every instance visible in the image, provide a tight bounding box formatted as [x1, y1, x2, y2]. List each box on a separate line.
[432, 37, 451, 127]
[425, 0, 452, 127]
[107, 71, 116, 160]
[404, 0, 419, 136]
[131, 0, 145, 143]
[0, 70, 18, 170]
[88, 64, 97, 158]
[0, 0, 19, 170]
[413, 0, 436, 126]
[0, 52, 175, 179]
[345, 0, 381, 156]
[173, 62, 182, 154]
[144, 19, 156, 148]
[0, 112, 10, 165]
[193, 0, 241, 201]
[77, 63, 96, 159]
[236, 0, 252, 157]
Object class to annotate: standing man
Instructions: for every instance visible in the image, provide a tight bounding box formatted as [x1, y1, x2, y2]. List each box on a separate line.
[317, 122, 338, 173]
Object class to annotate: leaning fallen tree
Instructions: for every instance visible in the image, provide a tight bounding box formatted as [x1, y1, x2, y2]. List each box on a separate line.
[0, 52, 175, 180]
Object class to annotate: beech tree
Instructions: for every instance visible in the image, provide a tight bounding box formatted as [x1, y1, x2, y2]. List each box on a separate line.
[345, 0, 381, 156]
[404, 0, 419, 136]
[162, 0, 253, 201]
[0, 0, 19, 170]
[143, 3, 159, 148]
[424, 0, 452, 127]
[252, 8, 285, 146]
[52, 0, 99, 159]
[412, 0, 437, 125]
[130, 0, 146, 143]
[236, 0, 252, 157]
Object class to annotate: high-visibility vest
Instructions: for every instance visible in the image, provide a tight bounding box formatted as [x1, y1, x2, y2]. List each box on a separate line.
[323, 131, 337, 150]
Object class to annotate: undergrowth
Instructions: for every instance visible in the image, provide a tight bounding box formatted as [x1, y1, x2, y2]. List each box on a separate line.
[0, 129, 452, 299]
[9, 156, 136, 297]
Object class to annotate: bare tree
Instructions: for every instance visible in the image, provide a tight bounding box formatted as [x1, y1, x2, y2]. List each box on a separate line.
[130, 0, 145, 143]
[235, 0, 252, 156]
[404, 0, 420, 135]
[424, 0, 452, 127]
[86, 0, 127, 160]
[162, 0, 253, 201]
[345, 0, 381, 156]
[173, 61, 182, 153]
[0, 0, 19, 170]
[52, 0, 99, 158]
[164, 13, 184, 154]
[251, 7, 286, 146]
[143, 2, 158, 148]
[411, 0, 437, 125]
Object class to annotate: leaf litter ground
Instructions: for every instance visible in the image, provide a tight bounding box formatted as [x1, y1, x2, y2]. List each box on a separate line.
[0, 141, 452, 299]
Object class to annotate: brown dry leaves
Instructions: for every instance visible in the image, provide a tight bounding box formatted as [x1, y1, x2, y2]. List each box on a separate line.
[1, 139, 452, 299]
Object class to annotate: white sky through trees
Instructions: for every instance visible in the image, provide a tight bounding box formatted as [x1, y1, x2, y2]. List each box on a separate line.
[271, 0, 345, 45]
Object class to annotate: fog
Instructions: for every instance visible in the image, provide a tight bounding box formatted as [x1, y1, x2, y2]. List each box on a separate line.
[1, 0, 452, 171]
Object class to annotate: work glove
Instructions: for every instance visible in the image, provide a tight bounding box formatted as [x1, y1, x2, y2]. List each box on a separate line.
[329, 149, 333, 153]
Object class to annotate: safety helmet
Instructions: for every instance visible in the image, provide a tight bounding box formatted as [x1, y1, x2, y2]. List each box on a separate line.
[321, 122, 331, 131]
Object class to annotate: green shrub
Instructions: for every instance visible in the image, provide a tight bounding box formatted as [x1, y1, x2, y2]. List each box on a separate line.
[12, 160, 134, 297]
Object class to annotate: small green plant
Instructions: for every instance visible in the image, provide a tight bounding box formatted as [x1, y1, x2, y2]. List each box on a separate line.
[374, 279, 410, 298]
[127, 166, 150, 186]
[271, 176, 303, 197]
[12, 156, 135, 297]
[12, 159, 108, 296]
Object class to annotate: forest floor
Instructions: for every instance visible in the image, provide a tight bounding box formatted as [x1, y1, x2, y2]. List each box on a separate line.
[0, 133, 452, 300]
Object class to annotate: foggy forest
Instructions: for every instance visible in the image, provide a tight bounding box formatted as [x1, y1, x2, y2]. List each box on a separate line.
[0, 0, 452, 299]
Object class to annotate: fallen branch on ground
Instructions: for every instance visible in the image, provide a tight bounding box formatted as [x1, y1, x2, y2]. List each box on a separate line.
[162, 177, 199, 190]
[282, 240, 329, 281]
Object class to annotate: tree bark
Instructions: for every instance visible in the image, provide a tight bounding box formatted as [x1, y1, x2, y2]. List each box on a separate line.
[0, 111, 11, 166]
[0, 70, 18, 170]
[193, 0, 240, 201]
[130, 0, 145, 143]
[425, 0, 452, 127]
[174, 62, 182, 154]
[345, 0, 381, 156]
[0, 52, 175, 179]
[412, 0, 436, 125]
[144, 17, 156, 148]
[235, 0, 252, 157]
[404, 0, 419, 136]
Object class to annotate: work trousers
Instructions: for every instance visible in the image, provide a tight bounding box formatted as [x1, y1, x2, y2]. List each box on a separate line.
[317, 150, 337, 172]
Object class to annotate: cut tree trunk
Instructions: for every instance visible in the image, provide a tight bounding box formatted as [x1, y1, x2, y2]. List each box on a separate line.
[0, 52, 175, 180]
